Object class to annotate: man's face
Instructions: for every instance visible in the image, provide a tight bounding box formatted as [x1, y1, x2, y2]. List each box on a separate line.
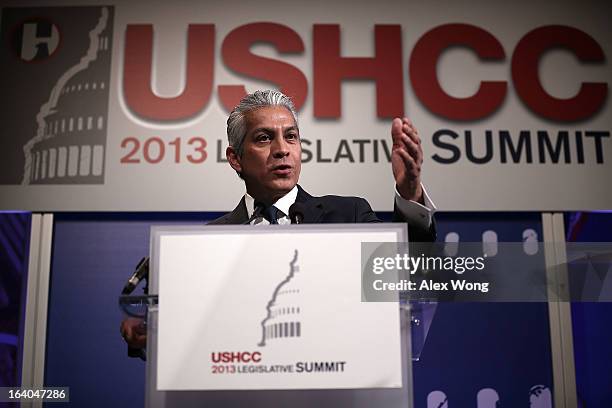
[228, 105, 302, 203]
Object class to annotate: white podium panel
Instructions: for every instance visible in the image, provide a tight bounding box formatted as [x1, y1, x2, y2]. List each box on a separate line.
[146, 224, 412, 407]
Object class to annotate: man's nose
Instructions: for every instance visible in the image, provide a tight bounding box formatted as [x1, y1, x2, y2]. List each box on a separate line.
[271, 134, 289, 158]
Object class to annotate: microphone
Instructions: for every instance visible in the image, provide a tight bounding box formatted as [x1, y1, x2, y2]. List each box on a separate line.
[289, 202, 305, 224]
[121, 257, 150, 295]
[243, 202, 266, 224]
[121, 257, 150, 361]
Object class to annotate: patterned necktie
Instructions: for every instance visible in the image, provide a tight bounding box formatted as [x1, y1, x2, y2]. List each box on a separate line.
[263, 205, 281, 224]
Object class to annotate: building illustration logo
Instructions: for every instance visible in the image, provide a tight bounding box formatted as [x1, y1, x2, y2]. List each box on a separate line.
[0, 6, 114, 185]
[444, 228, 540, 257]
[258, 250, 302, 347]
[427, 385, 552, 408]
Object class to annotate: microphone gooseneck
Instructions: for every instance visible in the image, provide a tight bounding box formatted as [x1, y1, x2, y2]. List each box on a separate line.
[122, 257, 150, 295]
[244, 202, 266, 224]
[289, 202, 306, 224]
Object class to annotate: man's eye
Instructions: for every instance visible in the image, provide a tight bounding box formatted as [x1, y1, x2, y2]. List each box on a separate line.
[256, 134, 271, 142]
[286, 133, 298, 141]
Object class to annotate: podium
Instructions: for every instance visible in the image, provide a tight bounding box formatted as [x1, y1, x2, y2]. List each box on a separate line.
[128, 224, 432, 408]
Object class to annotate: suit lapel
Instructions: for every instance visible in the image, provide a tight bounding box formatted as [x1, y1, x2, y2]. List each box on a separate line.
[296, 185, 325, 223]
[224, 196, 249, 224]
[221, 186, 324, 225]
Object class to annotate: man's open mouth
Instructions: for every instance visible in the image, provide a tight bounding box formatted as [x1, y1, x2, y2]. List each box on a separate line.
[271, 164, 292, 174]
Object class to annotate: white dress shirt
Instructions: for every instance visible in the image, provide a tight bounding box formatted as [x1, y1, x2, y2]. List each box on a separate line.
[243, 185, 436, 228]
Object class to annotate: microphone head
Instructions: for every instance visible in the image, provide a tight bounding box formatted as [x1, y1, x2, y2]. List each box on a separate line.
[253, 202, 265, 216]
[289, 202, 306, 224]
[243, 202, 266, 224]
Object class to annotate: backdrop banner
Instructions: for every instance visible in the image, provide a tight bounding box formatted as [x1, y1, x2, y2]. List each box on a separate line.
[0, 0, 610, 211]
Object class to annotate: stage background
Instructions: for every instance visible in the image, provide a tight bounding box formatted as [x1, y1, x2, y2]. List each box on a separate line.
[0, 0, 610, 212]
[0, 0, 611, 407]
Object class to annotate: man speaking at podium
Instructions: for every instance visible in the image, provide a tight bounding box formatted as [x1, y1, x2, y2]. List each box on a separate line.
[120, 89, 436, 349]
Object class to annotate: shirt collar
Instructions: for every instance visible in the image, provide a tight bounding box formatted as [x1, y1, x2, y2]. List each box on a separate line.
[244, 185, 299, 219]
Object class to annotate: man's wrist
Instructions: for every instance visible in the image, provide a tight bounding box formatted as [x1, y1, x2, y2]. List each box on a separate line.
[397, 183, 424, 204]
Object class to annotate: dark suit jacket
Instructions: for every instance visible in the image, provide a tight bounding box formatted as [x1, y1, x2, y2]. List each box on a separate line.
[209, 185, 436, 242]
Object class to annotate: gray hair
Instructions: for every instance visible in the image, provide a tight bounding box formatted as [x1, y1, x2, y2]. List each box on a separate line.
[227, 90, 298, 156]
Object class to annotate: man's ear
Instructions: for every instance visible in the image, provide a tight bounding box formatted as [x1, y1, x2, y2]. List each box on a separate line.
[226, 146, 242, 173]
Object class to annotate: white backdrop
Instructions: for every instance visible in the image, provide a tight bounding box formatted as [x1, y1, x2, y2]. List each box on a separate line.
[0, 0, 610, 211]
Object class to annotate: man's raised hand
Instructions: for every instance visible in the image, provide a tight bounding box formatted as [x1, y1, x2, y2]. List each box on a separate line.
[391, 117, 424, 203]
